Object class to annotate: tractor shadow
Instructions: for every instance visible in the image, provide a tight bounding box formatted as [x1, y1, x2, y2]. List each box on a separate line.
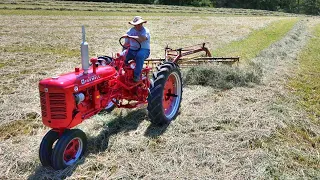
[28, 163, 83, 180]
[28, 109, 168, 179]
[87, 109, 147, 154]
[87, 108, 169, 154]
[144, 123, 169, 138]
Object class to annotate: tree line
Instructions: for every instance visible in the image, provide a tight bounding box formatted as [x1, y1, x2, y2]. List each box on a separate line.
[84, 0, 320, 15]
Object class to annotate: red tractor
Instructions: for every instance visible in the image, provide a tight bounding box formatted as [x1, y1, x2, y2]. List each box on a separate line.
[38, 27, 183, 169]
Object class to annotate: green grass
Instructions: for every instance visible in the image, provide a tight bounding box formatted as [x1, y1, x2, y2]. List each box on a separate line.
[0, 113, 41, 140]
[257, 23, 320, 179]
[289, 24, 320, 121]
[213, 18, 299, 61]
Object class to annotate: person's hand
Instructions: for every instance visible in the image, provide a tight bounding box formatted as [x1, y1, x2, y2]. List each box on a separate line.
[122, 34, 129, 38]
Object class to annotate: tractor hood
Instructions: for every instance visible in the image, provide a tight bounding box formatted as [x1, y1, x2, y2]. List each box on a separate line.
[39, 65, 116, 89]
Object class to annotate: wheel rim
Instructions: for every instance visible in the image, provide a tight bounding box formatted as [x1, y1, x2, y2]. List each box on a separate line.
[162, 71, 182, 119]
[63, 137, 83, 165]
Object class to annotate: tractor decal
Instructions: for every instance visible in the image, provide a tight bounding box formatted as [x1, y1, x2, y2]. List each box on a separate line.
[80, 75, 101, 85]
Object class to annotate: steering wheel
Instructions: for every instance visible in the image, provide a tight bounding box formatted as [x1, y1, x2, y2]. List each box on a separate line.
[119, 36, 141, 51]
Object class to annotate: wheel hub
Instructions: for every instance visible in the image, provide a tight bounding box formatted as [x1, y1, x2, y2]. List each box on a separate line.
[63, 138, 83, 165]
[162, 72, 181, 119]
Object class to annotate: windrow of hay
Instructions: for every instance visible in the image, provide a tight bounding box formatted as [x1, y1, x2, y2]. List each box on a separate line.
[213, 18, 299, 61]
[289, 24, 320, 120]
[252, 18, 311, 83]
[248, 19, 320, 178]
[183, 18, 300, 89]
[184, 62, 262, 89]
[257, 21, 320, 178]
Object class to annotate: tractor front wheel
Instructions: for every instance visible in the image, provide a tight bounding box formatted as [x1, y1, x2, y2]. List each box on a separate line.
[39, 130, 59, 167]
[51, 129, 87, 170]
[147, 62, 183, 125]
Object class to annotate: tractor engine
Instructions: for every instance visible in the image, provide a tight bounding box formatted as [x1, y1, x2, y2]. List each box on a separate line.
[39, 65, 116, 129]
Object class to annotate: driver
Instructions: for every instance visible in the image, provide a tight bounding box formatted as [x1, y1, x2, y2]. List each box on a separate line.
[122, 16, 151, 82]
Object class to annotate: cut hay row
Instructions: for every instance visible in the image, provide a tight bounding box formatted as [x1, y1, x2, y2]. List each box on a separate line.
[213, 18, 299, 61]
[289, 23, 320, 120]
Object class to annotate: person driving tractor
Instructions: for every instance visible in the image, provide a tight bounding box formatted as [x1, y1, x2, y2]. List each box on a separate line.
[122, 16, 151, 82]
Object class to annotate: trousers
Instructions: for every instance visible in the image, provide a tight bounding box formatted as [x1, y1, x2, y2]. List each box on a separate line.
[125, 48, 150, 78]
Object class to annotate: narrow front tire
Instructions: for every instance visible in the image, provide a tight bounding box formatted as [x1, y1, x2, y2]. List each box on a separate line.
[39, 130, 59, 167]
[51, 129, 87, 170]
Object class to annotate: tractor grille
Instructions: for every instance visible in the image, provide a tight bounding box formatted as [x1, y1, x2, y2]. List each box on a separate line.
[49, 93, 67, 119]
[40, 92, 47, 117]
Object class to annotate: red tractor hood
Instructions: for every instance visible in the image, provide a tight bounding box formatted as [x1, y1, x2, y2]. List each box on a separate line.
[39, 65, 116, 88]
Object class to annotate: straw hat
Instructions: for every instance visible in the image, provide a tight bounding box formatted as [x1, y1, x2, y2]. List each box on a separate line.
[129, 16, 147, 25]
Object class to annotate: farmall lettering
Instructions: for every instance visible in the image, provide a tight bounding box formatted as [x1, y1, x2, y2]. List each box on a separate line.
[80, 75, 101, 85]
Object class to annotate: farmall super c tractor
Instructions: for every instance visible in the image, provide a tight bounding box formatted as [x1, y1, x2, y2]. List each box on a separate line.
[38, 26, 183, 170]
[38, 26, 239, 170]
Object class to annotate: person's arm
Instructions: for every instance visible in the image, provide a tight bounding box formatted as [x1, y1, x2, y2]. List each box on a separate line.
[122, 34, 147, 43]
[122, 34, 130, 49]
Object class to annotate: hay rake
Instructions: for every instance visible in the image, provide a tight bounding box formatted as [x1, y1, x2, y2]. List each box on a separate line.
[144, 43, 239, 68]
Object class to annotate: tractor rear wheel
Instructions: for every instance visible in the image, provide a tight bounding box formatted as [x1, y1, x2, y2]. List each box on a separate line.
[147, 62, 182, 125]
[51, 129, 87, 170]
[39, 130, 59, 167]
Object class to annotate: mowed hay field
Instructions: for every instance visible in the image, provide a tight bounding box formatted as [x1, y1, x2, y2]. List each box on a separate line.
[0, 0, 320, 179]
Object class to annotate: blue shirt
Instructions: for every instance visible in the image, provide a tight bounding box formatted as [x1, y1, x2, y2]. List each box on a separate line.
[126, 27, 150, 50]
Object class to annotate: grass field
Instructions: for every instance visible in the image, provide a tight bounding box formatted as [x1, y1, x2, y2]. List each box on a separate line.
[289, 24, 320, 121]
[0, 0, 319, 179]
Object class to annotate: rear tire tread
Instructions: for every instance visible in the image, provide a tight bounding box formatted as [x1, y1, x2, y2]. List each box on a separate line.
[147, 62, 183, 125]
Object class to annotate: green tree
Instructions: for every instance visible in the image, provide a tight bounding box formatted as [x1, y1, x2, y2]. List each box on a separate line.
[303, 0, 320, 14]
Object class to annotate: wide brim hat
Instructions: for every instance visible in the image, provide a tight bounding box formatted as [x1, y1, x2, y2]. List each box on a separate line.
[129, 16, 147, 25]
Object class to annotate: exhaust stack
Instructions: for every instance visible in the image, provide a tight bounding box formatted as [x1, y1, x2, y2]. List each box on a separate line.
[81, 26, 89, 74]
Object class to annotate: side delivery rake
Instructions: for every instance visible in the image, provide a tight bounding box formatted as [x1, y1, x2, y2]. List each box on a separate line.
[145, 43, 240, 68]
